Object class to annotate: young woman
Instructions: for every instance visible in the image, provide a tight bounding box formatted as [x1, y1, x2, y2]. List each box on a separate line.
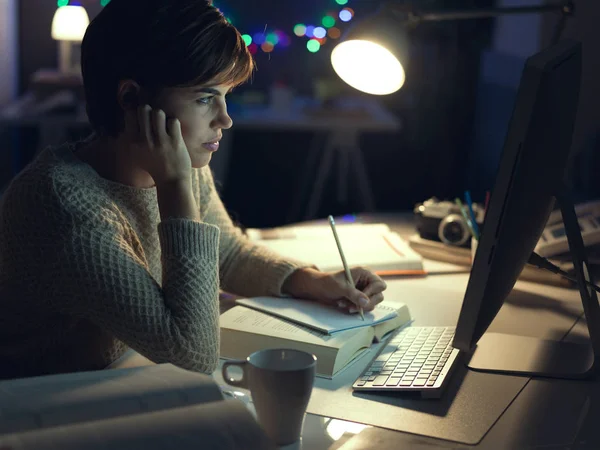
[0, 0, 387, 380]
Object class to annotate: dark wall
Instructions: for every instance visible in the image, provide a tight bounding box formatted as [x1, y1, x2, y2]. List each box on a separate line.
[542, 0, 600, 200]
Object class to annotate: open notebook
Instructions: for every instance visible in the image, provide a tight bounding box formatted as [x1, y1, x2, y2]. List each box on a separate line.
[236, 296, 402, 334]
[247, 223, 425, 275]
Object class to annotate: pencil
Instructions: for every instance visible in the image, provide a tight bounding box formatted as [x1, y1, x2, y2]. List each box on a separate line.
[328, 215, 364, 321]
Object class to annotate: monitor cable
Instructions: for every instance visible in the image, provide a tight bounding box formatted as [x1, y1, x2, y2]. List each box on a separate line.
[528, 252, 600, 294]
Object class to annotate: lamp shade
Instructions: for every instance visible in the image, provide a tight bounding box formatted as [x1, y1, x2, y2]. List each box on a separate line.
[51, 5, 90, 42]
[331, 7, 410, 95]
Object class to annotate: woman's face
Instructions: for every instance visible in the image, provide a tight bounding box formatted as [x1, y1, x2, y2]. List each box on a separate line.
[152, 83, 233, 168]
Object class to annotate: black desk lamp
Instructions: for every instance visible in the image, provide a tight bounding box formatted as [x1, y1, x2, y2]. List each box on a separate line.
[331, 0, 575, 95]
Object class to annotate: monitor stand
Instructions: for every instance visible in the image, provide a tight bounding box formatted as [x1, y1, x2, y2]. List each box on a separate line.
[466, 188, 600, 379]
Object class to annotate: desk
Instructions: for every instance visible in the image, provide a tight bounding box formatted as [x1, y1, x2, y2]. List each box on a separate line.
[115, 213, 600, 449]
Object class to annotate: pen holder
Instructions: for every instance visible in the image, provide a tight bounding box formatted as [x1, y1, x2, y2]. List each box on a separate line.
[471, 237, 478, 266]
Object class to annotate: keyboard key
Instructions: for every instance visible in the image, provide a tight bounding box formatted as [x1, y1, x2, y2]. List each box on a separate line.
[400, 380, 413, 386]
[373, 376, 389, 386]
[413, 380, 426, 386]
[360, 376, 370, 381]
[426, 381, 436, 386]
[402, 375, 415, 381]
[356, 381, 366, 386]
[380, 370, 393, 376]
[368, 376, 376, 381]
[386, 377, 401, 386]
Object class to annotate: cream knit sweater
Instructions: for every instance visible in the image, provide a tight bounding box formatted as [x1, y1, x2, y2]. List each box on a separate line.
[0, 142, 309, 379]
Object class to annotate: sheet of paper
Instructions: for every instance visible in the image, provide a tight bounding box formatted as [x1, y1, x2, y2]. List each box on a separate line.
[236, 297, 400, 334]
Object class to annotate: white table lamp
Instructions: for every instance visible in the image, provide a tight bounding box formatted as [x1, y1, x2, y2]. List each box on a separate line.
[51, 5, 90, 74]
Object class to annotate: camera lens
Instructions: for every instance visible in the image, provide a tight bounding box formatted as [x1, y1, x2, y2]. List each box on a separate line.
[438, 214, 469, 246]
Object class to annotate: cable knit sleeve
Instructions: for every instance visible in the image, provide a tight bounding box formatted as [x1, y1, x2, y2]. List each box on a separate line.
[45, 183, 222, 374]
[197, 168, 314, 297]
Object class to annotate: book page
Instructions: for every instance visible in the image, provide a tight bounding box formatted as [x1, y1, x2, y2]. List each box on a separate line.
[236, 297, 402, 334]
[0, 364, 224, 436]
[220, 306, 336, 345]
[0, 399, 275, 450]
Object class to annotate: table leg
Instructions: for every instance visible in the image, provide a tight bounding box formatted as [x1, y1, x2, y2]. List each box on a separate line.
[287, 132, 327, 223]
[304, 135, 338, 220]
[348, 140, 376, 211]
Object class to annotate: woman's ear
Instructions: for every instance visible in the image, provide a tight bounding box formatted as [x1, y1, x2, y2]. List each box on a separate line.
[117, 80, 143, 111]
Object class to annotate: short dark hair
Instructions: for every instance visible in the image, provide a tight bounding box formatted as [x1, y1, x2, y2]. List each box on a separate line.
[81, 0, 254, 136]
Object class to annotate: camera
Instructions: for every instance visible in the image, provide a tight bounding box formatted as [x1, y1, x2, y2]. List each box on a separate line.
[414, 197, 484, 247]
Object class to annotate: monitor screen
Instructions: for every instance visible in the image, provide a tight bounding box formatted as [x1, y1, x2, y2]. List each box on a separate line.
[453, 40, 582, 352]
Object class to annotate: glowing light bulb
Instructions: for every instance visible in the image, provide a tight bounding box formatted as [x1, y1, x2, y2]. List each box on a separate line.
[331, 40, 405, 95]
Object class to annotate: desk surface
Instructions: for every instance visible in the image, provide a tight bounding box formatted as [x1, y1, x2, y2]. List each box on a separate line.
[116, 213, 600, 450]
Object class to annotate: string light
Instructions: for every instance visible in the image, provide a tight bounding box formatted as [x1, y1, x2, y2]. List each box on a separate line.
[307, 39, 321, 53]
[313, 27, 326, 39]
[241, 34, 252, 46]
[339, 8, 353, 22]
[322, 16, 335, 28]
[328, 27, 341, 39]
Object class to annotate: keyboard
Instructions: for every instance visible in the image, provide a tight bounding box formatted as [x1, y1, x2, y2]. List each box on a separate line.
[352, 326, 460, 398]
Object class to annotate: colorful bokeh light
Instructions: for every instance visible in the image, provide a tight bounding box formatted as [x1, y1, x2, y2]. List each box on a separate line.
[248, 43, 258, 55]
[313, 27, 326, 39]
[57, 0, 68, 6]
[293, 24, 306, 37]
[241, 34, 252, 46]
[252, 32, 266, 45]
[335, 0, 348, 4]
[265, 33, 279, 45]
[307, 39, 320, 53]
[339, 9, 353, 22]
[100, 0, 111, 5]
[322, 16, 335, 28]
[305, 25, 315, 38]
[328, 27, 341, 39]
[261, 42, 275, 53]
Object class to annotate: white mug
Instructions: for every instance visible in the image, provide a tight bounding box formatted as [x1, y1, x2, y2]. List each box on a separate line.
[222, 348, 317, 446]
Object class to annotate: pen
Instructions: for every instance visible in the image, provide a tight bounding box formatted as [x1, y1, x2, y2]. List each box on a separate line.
[464, 191, 480, 238]
[328, 215, 365, 321]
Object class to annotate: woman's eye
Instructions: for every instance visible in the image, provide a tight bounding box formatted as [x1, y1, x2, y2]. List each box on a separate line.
[197, 96, 214, 105]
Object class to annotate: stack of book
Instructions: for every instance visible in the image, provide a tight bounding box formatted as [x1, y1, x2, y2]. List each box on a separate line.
[220, 296, 412, 378]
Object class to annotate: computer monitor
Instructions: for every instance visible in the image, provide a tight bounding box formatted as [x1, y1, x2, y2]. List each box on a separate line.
[452, 39, 600, 378]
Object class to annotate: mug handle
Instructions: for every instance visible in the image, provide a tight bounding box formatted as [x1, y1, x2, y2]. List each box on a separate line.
[222, 360, 248, 388]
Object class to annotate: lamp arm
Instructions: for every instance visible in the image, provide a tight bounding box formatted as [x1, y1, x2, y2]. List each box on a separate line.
[391, 0, 574, 25]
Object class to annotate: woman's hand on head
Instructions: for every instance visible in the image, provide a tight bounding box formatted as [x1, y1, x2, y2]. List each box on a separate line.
[124, 105, 192, 187]
[282, 267, 387, 314]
